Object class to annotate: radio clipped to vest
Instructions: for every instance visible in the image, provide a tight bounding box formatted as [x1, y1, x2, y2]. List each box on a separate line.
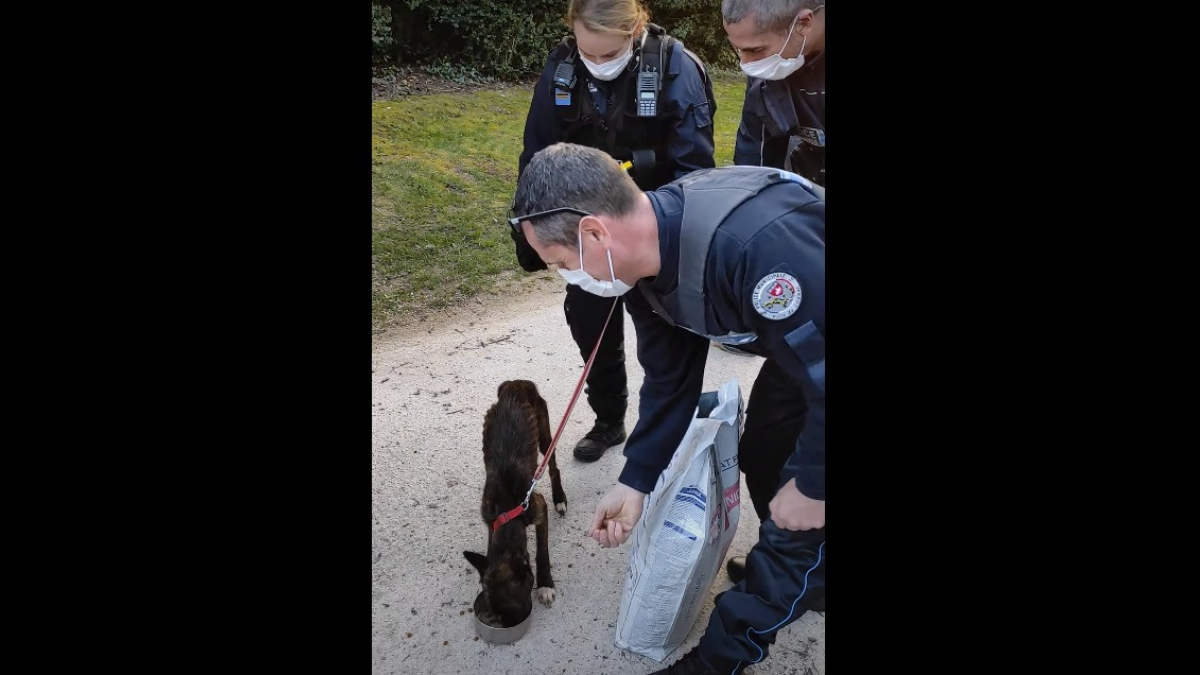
[635, 29, 664, 117]
[553, 49, 577, 107]
[547, 24, 708, 190]
[636, 70, 659, 117]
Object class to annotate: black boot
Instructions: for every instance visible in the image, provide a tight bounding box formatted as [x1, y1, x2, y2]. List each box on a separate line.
[726, 555, 748, 584]
[650, 647, 745, 675]
[573, 419, 627, 462]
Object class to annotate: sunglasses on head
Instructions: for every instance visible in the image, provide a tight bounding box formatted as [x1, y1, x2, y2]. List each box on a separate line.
[506, 206, 593, 236]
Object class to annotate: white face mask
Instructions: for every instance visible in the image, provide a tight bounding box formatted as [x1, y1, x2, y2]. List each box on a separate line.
[580, 42, 634, 81]
[557, 228, 633, 297]
[740, 15, 808, 81]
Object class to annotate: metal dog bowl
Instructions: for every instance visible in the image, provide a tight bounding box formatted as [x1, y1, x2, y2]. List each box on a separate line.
[472, 592, 533, 644]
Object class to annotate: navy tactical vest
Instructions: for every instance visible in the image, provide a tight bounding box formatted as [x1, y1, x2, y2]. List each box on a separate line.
[547, 23, 714, 190]
[637, 166, 824, 342]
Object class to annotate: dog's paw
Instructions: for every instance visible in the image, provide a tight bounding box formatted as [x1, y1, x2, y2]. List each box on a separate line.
[555, 500, 567, 517]
[536, 587, 556, 607]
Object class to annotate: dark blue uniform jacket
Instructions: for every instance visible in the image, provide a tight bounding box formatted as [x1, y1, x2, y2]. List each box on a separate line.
[734, 52, 825, 187]
[621, 178, 826, 501]
[519, 39, 715, 178]
[512, 38, 716, 273]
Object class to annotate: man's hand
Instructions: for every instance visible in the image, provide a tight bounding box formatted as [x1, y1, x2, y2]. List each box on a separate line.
[769, 478, 825, 531]
[589, 483, 647, 547]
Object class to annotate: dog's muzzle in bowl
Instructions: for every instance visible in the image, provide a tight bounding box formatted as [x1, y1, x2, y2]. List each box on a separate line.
[473, 592, 532, 644]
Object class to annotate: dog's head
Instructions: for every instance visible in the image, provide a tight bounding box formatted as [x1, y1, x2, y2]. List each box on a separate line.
[463, 549, 534, 628]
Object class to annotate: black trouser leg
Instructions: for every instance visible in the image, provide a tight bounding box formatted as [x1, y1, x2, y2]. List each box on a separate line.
[563, 284, 627, 424]
[698, 520, 826, 671]
[739, 359, 808, 522]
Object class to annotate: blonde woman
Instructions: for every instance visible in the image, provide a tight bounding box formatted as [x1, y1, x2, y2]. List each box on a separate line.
[509, 0, 717, 464]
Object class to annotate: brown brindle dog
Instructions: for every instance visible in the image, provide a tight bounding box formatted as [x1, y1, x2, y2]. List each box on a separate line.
[463, 380, 567, 627]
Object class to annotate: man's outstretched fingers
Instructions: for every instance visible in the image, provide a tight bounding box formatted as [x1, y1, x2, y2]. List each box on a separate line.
[606, 519, 624, 547]
[589, 507, 606, 535]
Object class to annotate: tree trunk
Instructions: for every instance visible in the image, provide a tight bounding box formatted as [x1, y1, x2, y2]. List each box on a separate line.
[389, 0, 409, 67]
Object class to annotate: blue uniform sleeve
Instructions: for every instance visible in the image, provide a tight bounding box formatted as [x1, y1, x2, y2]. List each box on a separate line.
[661, 44, 716, 178]
[733, 78, 789, 168]
[780, 323, 824, 500]
[518, 54, 562, 177]
[733, 78, 763, 166]
[736, 194, 825, 500]
[617, 289, 712, 494]
[511, 54, 561, 272]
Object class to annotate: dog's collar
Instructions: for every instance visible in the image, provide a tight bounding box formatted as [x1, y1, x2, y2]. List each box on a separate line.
[491, 503, 527, 532]
[489, 298, 620, 535]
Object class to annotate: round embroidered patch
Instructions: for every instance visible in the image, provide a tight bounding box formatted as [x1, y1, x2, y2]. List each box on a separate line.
[752, 272, 802, 320]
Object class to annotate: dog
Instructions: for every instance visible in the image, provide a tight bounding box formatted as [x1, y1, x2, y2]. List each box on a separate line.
[463, 380, 567, 628]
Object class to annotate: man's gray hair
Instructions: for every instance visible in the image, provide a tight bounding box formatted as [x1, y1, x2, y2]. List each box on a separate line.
[512, 143, 642, 250]
[721, 0, 823, 34]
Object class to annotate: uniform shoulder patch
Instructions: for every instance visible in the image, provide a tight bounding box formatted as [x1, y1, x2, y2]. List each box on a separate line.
[752, 272, 802, 320]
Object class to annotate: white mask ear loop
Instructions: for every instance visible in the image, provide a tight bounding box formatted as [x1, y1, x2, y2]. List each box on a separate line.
[580, 225, 619, 284]
[577, 227, 586, 274]
[777, 13, 800, 57]
[581, 224, 620, 285]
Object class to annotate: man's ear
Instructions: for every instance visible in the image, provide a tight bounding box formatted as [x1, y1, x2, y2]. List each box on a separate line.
[463, 551, 488, 580]
[797, 8, 817, 33]
[578, 215, 611, 248]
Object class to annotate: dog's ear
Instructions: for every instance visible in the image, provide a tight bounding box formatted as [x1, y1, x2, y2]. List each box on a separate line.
[463, 551, 489, 580]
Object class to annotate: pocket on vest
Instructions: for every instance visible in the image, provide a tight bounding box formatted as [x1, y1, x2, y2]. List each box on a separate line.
[784, 320, 825, 394]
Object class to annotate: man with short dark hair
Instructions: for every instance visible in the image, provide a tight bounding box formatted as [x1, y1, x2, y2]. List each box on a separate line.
[723, 0, 824, 183]
[510, 142, 825, 675]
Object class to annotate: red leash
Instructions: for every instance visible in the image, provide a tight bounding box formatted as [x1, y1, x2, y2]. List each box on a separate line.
[492, 297, 619, 532]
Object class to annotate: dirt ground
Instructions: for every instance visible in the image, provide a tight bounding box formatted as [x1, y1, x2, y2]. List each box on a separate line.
[371, 283, 825, 675]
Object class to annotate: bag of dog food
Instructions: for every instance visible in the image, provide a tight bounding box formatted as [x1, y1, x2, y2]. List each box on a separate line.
[614, 378, 744, 661]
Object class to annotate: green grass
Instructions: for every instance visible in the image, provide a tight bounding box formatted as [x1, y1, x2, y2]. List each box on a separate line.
[372, 71, 747, 331]
[710, 72, 747, 166]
